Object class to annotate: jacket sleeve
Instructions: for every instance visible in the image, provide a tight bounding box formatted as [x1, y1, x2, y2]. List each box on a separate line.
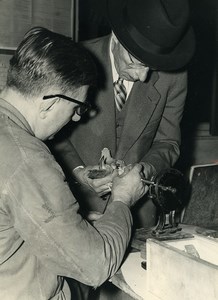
[7, 152, 132, 287]
[141, 70, 187, 175]
[48, 137, 85, 174]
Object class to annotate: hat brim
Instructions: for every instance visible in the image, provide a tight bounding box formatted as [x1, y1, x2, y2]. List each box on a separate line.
[107, 1, 195, 71]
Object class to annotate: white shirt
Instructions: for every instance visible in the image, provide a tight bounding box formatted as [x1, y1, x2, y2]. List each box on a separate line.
[109, 36, 133, 100]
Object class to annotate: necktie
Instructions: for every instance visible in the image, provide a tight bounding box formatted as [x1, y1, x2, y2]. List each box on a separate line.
[113, 77, 127, 111]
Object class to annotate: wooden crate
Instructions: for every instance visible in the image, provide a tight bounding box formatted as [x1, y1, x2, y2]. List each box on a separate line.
[146, 235, 218, 300]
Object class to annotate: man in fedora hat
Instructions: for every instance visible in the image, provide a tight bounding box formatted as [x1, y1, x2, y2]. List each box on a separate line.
[50, 0, 195, 228]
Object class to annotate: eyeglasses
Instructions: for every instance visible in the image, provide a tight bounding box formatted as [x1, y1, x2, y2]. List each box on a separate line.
[43, 94, 92, 116]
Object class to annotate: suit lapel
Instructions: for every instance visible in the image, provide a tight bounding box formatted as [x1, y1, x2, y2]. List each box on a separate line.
[116, 71, 161, 159]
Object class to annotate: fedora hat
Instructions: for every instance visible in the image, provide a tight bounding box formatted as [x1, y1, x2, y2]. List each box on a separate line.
[107, 0, 195, 70]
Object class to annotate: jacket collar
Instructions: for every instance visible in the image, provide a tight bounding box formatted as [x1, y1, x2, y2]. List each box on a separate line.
[0, 98, 34, 136]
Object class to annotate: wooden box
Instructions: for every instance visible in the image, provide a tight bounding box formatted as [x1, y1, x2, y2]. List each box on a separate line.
[146, 235, 218, 300]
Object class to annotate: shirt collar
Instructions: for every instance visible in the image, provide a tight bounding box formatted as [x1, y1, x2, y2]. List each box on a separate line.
[109, 35, 119, 83]
[0, 97, 35, 136]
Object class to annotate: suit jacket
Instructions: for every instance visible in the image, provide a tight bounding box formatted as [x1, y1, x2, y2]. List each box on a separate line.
[51, 35, 187, 227]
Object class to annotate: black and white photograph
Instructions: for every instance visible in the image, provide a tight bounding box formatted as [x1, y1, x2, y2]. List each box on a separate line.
[0, 0, 217, 299]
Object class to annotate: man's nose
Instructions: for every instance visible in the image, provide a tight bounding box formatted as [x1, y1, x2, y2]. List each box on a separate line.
[72, 113, 81, 122]
[137, 67, 150, 82]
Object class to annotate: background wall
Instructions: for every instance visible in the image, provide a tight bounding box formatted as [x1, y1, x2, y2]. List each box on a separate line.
[176, 0, 218, 173]
[78, 0, 110, 40]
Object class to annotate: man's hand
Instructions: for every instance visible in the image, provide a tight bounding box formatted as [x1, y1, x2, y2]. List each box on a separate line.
[111, 164, 148, 207]
[140, 162, 157, 180]
[73, 166, 118, 197]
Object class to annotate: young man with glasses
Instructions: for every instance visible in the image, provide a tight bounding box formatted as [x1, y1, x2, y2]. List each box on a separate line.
[0, 26, 147, 300]
[50, 0, 196, 229]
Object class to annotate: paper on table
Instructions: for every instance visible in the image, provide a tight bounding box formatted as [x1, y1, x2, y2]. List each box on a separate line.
[121, 252, 148, 300]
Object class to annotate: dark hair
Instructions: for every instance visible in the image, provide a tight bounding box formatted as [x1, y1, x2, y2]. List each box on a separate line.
[7, 27, 97, 96]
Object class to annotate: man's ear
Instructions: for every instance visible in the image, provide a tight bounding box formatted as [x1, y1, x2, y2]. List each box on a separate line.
[39, 98, 57, 119]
